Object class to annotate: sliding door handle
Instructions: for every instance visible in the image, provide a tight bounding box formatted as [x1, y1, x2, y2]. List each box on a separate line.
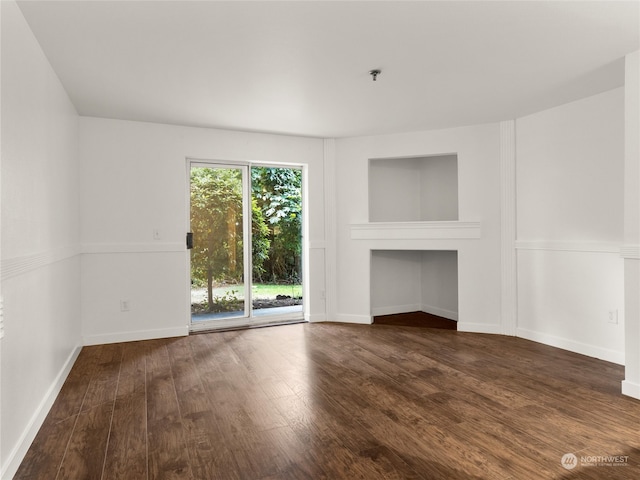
[186, 232, 194, 249]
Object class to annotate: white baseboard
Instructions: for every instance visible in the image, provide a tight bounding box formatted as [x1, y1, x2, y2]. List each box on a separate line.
[457, 323, 502, 334]
[516, 327, 624, 365]
[83, 325, 189, 346]
[307, 313, 327, 323]
[421, 304, 459, 321]
[622, 380, 640, 400]
[1, 344, 82, 480]
[333, 314, 373, 325]
[371, 304, 421, 317]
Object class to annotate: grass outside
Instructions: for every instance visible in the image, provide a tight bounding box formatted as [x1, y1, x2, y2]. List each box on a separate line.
[191, 283, 302, 301]
[252, 283, 302, 299]
[191, 283, 302, 314]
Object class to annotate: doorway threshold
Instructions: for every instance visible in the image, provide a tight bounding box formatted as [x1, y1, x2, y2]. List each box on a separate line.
[190, 305, 305, 333]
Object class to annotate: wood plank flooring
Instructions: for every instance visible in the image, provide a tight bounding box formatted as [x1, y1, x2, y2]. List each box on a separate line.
[15, 323, 640, 479]
[373, 311, 457, 330]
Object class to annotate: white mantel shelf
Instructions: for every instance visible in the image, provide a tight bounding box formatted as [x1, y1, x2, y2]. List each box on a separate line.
[350, 221, 481, 240]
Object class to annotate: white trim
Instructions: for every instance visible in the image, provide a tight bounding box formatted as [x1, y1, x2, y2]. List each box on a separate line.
[421, 304, 459, 321]
[307, 313, 327, 323]
[1, 344, 82, 480]
[1, 245, 81, 281]
[334, 313, 373, 325]
[350, 221, 481, 240]
[457, 323, 502, 335]
[515, 241, 621, 254]
[500, 120, 517, 336]
[81, 242, 184, 254]
[621, 244, 640, 259]
[83, 326, 189, 346]
[621, 380, 640, 400]
[308, 241, 326, 250]
[516, 327, 624, 365]
[324, 138, 338, 323]
[241, 164, 252, 318]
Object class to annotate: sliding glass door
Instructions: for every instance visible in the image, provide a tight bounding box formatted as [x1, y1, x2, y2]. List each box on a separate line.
[189, 161, 303, 331]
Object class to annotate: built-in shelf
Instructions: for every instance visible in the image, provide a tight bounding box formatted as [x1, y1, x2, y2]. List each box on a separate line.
[369, 154, 458, 222]
[350, 221, 481, 240]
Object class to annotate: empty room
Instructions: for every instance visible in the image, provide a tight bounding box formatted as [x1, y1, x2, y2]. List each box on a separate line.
[1, 1, 640, 479]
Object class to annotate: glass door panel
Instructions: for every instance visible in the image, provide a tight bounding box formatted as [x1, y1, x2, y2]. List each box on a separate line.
[250, 166, 303, 318]
[190, 164, 248, 322]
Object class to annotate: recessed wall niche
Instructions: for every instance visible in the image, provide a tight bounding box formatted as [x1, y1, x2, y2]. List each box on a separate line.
[369, 154, 458, 222]
[370, 250, 459, 321]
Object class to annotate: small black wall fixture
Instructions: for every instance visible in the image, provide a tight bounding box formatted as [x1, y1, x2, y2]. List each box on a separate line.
[369, 69, 381, 81]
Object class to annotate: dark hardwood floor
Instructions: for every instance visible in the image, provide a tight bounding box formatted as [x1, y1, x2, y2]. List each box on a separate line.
[15, 323, 640, 479]
[374, 311, 457, 330]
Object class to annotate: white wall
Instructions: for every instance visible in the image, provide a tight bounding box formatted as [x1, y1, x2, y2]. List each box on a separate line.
[623, 50, 640, 399]
[515, 87, 625, 364]
[420, 250, 458, 319]
[1, 1, 81, 477]
[370, 250, 422, 315]
[369, 159, 422, 222]
[334, 124, 502, 331]
[419, 155, 458, 221]
[79, 117, 326, 344]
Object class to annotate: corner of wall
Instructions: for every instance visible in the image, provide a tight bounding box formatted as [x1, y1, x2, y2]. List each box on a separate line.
[1, 344, 82, 480]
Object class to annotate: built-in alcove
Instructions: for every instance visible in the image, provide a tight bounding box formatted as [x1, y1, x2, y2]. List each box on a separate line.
[370, 250, 459, 321]
[369, 154, 458, 222]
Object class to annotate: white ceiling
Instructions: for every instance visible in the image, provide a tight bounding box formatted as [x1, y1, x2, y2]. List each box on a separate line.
[16, 0, 640, 138]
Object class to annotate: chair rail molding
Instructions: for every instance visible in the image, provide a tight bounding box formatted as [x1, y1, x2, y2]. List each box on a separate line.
[515, 241, 621, 254]
[1, 245, 81, 281]
[621, 244, 640, 259]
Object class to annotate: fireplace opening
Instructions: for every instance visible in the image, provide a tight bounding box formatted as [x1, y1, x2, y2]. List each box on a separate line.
[371, 250, 458, 322]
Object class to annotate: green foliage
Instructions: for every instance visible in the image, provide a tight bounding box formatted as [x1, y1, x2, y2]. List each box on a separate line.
[251, 197, 271, 280]
[212, 289, 242, 312]
[190, 167, 242, 284]
[190, 165, 301, 312]
[251, 167, 302, 283]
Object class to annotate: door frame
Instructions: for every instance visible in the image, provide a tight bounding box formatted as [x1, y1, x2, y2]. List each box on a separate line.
[185, 157, 307, 332]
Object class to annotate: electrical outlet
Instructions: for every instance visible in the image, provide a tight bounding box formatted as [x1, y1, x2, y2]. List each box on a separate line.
[153, 229, 161, 240]
[120, 300, 131, 312]
[608, 309, 618, 324]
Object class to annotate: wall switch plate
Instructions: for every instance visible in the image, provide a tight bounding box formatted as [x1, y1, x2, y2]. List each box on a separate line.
[120, 300, 131, 312]
[153, 229, 161, 240]
[608, 309, 618, 324]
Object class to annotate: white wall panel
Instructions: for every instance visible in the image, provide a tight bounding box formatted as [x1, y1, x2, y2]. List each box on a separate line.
[516, 88, 625, 364]
[517, 88, 624, 243]
[623, 50, 640, 399]
[79, 117, 325, 341]
[1, 2, 81, 476]
[517, 249, 624, 364]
